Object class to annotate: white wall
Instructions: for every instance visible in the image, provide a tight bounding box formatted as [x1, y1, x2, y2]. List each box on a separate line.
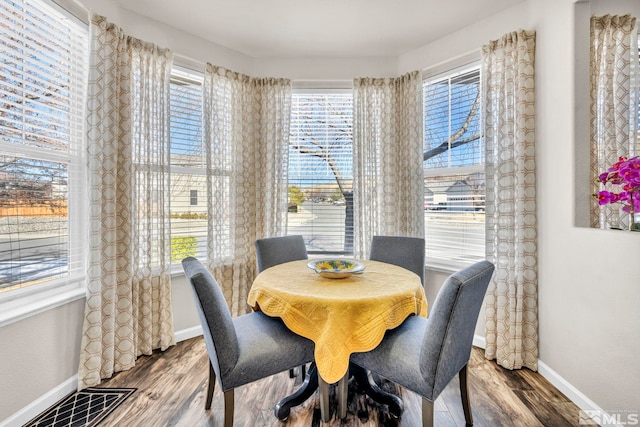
[531, 0, 640, 414]
[2, 0, 640, 423]
[0, 299, 85, 423]
[80, 0, 255, 74]
[254, 56, 398, 82]
[397, 2, 529, 75]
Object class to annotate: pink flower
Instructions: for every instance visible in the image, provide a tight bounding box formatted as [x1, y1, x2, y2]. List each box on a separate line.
[597, 156, 640, 221]
[597, 191, 615, 205]
[620, 166, 640, 183]
[598, 172, 609, 183]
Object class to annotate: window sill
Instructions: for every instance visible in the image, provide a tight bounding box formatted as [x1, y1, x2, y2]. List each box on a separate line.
[425, 260, 478, 274]
[0, 281, 86, 328]
[425, 263, 458, 274]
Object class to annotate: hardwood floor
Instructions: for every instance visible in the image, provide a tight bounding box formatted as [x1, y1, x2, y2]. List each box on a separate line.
[99, 337, 585, 426]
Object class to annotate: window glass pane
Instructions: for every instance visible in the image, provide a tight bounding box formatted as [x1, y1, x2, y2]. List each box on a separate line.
[423, 66, 485, 269]
[169, 70, 207, 262]
[0, 156, 69, 290]
[0, 0, 87, 293]
[288, 93, 353, 254]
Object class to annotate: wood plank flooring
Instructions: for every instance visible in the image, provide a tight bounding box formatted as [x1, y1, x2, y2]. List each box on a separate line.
[98, 337, 586, 426]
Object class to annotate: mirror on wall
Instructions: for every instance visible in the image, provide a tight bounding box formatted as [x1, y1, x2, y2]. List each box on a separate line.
[574, 0, 640, 230]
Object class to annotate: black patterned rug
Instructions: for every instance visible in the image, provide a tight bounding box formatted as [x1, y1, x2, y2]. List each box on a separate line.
[24, 387, 136, 427]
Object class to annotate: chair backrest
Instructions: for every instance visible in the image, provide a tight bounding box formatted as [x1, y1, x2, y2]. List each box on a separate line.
[255, 235, 308, 272]
[419, 260, 494, 399]
[369, 235, 426, 284]
[182, 257, 240, 381]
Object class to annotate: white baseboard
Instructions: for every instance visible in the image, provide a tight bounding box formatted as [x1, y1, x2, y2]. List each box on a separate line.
[0, 375, 77, 427]
[473, 334, 486, 349]
[537, 360, 624, 427]
[1, 326, 203, 427]
[473, 334, 622, 427]
[174, 325, 203, 342]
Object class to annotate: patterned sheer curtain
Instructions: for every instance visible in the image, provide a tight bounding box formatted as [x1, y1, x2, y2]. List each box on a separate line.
[590, 15, 639, 229]
[78, 15, 175, 389]
[482, 30, 538, 371]
[203, 64, 291, 315]
[352, 71, 425, 258]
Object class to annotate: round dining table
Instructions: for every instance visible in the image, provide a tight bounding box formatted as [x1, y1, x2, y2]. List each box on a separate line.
[247, 258, 428, 421]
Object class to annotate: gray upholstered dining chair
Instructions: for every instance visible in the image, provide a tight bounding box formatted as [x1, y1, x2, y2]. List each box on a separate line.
[350, 260, 495, 427]
[255, 235, 308, 272]
[182, 257, 315, 427]
[255, 234, 308, 378]
[369, 235, 426, 284]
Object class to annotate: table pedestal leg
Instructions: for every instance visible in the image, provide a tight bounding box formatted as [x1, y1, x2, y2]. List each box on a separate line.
[318, 370, 348, 421]
[274, 362, 319, 420]
[318, 373, 330, 422]
[274, 362, 404, 421]
[350, 363, 404, 418]
[337, 371, 348, 419]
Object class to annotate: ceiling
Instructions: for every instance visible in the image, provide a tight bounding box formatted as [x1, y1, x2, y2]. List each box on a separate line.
[114, 0, 526, 58]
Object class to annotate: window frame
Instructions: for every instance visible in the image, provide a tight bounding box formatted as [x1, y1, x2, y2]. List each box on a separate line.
[0, 0, 88, 325]
[167, 65, 209, 268]
[288, 88, 354, 255]
[422, 62, 486, 272]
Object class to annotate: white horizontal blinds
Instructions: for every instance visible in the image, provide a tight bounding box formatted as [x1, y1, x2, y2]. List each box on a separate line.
[289, 92, 353, 254]
[423, 66, 485, 270]
[0, 0, 87, 291]
[169, 69, 207, 262]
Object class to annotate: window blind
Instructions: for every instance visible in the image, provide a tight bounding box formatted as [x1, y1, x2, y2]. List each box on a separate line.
[423, 66, 485, 270]
[288, 92, 353, 254]
[169, 68, 207, 262]
[0, 0, 87, 292]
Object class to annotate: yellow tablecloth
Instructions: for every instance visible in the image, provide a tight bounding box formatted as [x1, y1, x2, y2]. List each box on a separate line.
[247, 259, 427, 384]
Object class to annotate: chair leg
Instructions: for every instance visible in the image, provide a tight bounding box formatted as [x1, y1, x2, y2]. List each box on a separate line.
[459, 364, 473, 425]
[205, 361, 216, 410]
[223, 389, 234, 427]
[289, 364, 306, 380]
[422, 398, 434, 427]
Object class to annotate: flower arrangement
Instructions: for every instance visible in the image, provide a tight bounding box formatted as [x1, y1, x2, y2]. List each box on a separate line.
[597, 156, 640, 231]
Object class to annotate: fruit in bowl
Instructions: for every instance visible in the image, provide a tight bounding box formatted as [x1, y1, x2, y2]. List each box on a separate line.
[307, 259, 365, 279]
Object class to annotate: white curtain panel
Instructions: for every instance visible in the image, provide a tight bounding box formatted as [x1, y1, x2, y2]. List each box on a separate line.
[203, 64, 291, 315]
[482, 30, 538, 371]
[590, 14, 639, 229]
[352, 71, 425, 259]
[78, 15, 175, 389]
